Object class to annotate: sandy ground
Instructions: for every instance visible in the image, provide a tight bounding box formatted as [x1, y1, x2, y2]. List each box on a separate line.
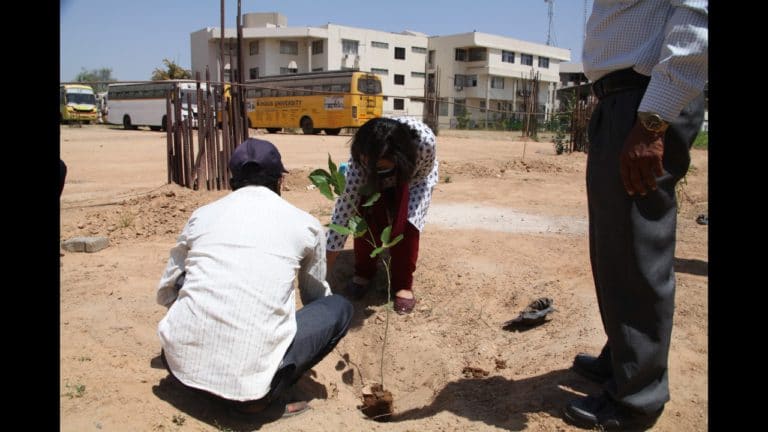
[60, 124, 708, 431]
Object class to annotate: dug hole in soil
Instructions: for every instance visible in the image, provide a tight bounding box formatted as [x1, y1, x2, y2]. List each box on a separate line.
[360, 383, 394, 421]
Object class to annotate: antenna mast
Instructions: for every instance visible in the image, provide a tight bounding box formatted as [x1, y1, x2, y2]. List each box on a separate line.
[545, 0, 556, 46]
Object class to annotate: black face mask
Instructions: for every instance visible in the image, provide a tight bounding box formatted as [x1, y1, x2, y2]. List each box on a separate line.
[377, 167, 397, 190]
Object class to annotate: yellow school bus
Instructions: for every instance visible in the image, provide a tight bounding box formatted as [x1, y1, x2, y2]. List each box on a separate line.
[60, 84, 99, 124]
[243, 71, 383, 135]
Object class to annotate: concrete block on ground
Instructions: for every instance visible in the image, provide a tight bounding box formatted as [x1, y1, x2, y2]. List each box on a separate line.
[61, 236, 110, 253]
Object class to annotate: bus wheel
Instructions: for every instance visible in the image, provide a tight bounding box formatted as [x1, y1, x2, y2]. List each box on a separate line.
[123, 115, 134, 130]
[324, 128, 341, 136]
[300, 116, 314, 135]
[266, 128, 281, 134]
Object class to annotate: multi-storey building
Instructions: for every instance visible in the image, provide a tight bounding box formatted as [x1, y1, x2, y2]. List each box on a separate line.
[426, 32, 570, 129]
[191, 13, 428, 117]
[190, 12, 571, 127]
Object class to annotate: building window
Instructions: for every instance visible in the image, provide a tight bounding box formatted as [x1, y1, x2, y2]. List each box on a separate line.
[455, 48, 467, 61]
[479, 100, 486, 113]
[312, 40, 323, 55]
[502, 50, 515, 63]
[468, 47, 487, 61]
[249, 41, 259, 56]
[455, 74, 477, 87]
[342, 39, 359, 55]
[249, 67, 259, 79]
[371, 68, 389, 75]
[394, 74, 405, 85]
[371, 41, 389, 49]
[491, 76, 504, 89]
[312, 67, 324, 72]
[538, 56, 549, 68]
[279, 40, 298, 55]
[395, 47, 406, 60]
[439, 97, 449, 116]
[411, 71, 426, 78]
[428, 50, 435, 68]
[394, 98, 405, 110]
[412, 46, 427, 54]
[223, 41, 237, 52]
[454, 99, 466, 116]
[279, 67, 298, 74]
[521, 54, 533, 66]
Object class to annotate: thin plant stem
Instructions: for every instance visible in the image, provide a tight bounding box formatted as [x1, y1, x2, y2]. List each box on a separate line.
[381, 257, 391, 388]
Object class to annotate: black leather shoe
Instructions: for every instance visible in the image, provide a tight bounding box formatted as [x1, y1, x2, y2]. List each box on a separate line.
[344, 280, 369, 301]
[563, 393, 663, 431]
[572, 352, 612, 383]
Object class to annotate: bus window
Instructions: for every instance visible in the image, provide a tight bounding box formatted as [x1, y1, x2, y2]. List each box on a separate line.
[357, 78, 382, 94]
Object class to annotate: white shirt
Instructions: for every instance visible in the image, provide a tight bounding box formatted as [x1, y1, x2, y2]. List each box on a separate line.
[582, 0, 708, 121]
[156, 186, 331, 401]
[327, 117, 439, 251]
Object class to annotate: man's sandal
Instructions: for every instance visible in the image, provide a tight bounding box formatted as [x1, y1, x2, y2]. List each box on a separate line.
[281, 400, 311, 418]
[231, 399, 310, 419]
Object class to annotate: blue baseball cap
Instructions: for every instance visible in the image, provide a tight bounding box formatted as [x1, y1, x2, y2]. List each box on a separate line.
[229, 138, 288, 179]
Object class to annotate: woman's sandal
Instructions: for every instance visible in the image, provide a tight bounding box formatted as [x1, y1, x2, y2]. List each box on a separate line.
[394, 295, 416, 314]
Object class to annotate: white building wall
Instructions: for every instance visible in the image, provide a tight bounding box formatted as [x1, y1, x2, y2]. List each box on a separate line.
[324, 25, 427, 119]
[427, 32, 570, 128]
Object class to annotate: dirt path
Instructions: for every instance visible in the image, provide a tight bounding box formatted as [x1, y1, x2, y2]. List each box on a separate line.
[60, 125, 708, 431]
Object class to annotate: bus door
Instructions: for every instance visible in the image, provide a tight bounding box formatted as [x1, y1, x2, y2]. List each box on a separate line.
[360, 74, 377, 118]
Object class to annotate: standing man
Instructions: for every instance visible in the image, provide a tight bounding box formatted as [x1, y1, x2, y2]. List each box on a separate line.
[564, 1, 707, 430]
[156, 138, 353, 418]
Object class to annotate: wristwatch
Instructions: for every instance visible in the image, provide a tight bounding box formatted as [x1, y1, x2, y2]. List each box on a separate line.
[637, 112, 669, 134]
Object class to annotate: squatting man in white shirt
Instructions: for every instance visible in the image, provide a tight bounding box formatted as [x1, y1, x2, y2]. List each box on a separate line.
[155, 138, 353, 419]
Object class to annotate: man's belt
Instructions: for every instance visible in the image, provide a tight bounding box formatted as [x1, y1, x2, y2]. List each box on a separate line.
[591, 68, 650, 100]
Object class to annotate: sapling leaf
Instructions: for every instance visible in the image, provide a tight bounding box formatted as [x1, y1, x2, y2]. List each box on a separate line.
[308, 169, 334, 200]
[362, 192, 381, 207]
[380, 226, 392, 244]
[328, 223, 353, 235]
[328, 154, 338, 176]
[333, 170, 346, 195]
[370, 247, 385, 258]
[352, 218, 368, 238]
[384, 233, 404, 249]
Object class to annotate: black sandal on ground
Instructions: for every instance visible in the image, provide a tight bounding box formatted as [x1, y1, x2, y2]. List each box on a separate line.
[345, 280, 370, 300]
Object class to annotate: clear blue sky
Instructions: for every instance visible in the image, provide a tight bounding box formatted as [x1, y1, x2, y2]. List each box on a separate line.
[61, 0, 593, 82]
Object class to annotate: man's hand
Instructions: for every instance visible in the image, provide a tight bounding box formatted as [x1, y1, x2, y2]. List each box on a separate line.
[619, 120, 665, 196]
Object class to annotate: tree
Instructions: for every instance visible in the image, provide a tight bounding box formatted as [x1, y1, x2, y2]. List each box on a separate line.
[151, 59, 192, 80]
[74, 67, 116, 93]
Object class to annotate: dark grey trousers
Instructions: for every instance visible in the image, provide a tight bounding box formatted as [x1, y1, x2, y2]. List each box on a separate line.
[586, 88, 704, 413]
[162, 294, 353, 407]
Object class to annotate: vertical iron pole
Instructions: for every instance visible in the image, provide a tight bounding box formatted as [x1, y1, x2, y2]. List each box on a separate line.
[165, 91, 173, 184]
[237, 0, 248, 139]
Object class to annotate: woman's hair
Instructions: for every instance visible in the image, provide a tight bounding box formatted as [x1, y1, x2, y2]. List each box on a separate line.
[351, 118, 418, 190]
